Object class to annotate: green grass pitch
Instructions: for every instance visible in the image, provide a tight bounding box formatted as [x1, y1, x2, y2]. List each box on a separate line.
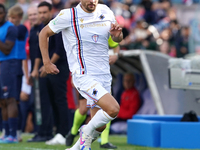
[0, 134, 199, 150]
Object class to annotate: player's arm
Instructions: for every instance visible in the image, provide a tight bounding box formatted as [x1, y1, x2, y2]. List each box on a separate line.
[39, 25, 59, 74]
[0, 41, 15, 55]
[31, 58, 41, 78]
[110, 23, 123, 43]
[108, 36, 120, 65]
[0, 26, 17, 55]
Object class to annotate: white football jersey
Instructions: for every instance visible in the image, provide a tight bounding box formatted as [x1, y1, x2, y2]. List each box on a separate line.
[48, 3, 116, 75]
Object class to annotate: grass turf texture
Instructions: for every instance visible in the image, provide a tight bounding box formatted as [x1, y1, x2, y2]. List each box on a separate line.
[0, 134, 199, 150]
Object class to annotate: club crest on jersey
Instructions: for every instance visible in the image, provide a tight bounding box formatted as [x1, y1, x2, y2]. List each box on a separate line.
[92, 88, 98, 97]
[99, 14, 105, 20]
[92, 34, 99, 43]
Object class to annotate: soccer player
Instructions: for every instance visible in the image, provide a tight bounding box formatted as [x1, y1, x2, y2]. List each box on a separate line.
[66, 38, 120, 149]
[7, 4, 28, 142]
[0, 4, 21, 143]
[39, 0, 123, 150]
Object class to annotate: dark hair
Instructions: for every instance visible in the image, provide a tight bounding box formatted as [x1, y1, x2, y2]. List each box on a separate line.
[170, 19, 178, 25]
[0, 4, 6, 12]
[98, 0, 104, 4]
[38, 1, 52, 11]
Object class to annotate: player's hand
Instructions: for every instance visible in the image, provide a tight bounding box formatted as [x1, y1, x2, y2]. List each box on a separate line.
[43, 62, 60, 75]
[39, 66, 47, 77]
[110, 23, 122, 38]
[109, 54, 118, 65]
[27, 76, 34, 86]
[31, 69, 39, 78]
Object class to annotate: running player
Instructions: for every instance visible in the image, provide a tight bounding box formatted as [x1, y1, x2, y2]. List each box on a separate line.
[39, 0, 123, 150]
[65, 37, 119, 149]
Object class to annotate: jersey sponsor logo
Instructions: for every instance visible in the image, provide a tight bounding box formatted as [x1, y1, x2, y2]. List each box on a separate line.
[80, 23, 107, 29]
[99, 14, 105, 20]
[92, 34, 99, 43]
[92, 88, 98, 96]
[80, 24, 84, 29]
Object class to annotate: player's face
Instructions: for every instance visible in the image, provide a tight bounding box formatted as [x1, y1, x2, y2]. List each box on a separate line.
[81, 0, 98, 13]
[123, 75, 134, 90]
[38, 6, 52, 25]
[8, 15, 21, 26]
[28, 7, 39, 26]
[0, 7, 6, 25]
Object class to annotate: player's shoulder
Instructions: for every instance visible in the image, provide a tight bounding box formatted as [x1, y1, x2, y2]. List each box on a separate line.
[18, 24, 27, 31]
[57, 8, 71, 17]
[97, 4, 111, 12]
[97, 4, 114, 16]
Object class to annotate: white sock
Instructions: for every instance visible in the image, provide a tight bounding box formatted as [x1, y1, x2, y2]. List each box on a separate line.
[92, 129, 101, 142]
[83, 109, 115, 135]
[70, 138, 80, 150]
[0, 129, 5, 138]
[17, 130, 21, 140]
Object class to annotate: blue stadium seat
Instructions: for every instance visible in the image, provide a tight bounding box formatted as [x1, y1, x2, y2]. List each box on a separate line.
[128, 115, 200, 149]
[127, 119, 160, 147]
[161, 122, 200, 148]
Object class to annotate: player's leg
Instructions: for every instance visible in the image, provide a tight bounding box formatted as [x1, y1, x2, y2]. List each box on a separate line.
[80, 94, 119, 150]
[7, 97, 19, 141]
[71, 98, 88, 135]
[66, 95, 88, 146]
[0, 100, 9, 141]
[66, 107, 101, 150]
[72, 74, 119, 150]
[100, 121, 117, 149]
[0, 60, 22, 143]
[81, 93, 119, 134]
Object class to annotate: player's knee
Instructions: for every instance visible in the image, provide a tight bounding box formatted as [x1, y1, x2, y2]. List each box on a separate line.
[79, 106, 88, 115]
[107, 103, 120, 118]
[0, 100, 6, 108]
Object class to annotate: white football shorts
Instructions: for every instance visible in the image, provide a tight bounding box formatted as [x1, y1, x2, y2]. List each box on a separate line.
[72, 73, 112, 108]
[21, 75, 31, 95]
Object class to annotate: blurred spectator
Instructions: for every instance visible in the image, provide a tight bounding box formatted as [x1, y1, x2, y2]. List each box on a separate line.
[140, 0, 156, 24]
[169, 20, 189, 57]
[16, 0, 29, 14]
[52, 0, 64, 16]
[27, 3, 53, 142]
[65, 0, 80, 8]
[31, 1, 70, 145]
[179, 26, 190, 56]
[19, 5, 40, 136]
[111, 73, 140, 134]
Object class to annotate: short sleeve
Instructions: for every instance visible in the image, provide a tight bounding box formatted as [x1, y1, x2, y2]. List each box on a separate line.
[6, 26, 17, 42]
[48, 9, 71, 33]
[110, 10, 117, 24]
[105, 5, 116, 24]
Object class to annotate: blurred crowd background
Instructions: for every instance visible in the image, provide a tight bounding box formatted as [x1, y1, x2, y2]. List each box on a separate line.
[2, 0, 200, 58]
